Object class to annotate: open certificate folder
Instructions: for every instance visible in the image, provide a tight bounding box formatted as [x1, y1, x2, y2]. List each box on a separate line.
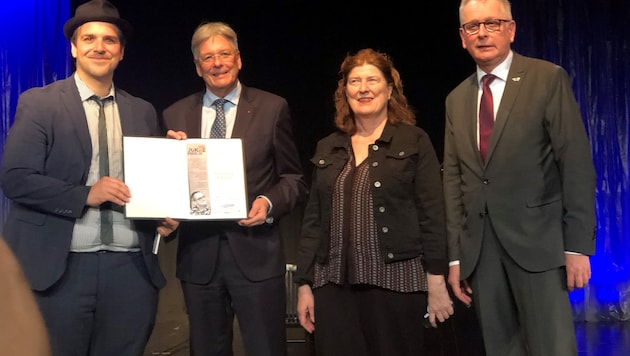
[122, 137, 248, 220]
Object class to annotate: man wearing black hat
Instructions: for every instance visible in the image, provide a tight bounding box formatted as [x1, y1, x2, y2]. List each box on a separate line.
[0, 1, 174, 355]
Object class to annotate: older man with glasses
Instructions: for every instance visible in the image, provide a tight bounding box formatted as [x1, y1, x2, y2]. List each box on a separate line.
[161, 21, 308, 356]
[443, 1, 596, 355]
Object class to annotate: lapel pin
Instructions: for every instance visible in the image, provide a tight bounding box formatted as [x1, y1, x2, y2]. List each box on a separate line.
[512, 77, 521, 82]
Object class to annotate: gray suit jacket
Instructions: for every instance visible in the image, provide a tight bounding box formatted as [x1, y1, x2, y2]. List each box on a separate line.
[443, 52, 596, 279]
[162, 85, 307, 283]
[1, 76, 165, 291]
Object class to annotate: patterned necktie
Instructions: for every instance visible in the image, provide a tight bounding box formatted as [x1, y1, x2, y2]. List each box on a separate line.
[479, 74, 496, 163]
[210, 98, 227, 138]
[91, 95, 114, 245]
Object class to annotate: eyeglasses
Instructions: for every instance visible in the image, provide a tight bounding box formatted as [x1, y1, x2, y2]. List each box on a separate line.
[461, 19, 511, 35]
[199, 51, 238, 63]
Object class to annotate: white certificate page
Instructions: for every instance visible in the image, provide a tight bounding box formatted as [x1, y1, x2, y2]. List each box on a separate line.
[122, 137, 248, 220]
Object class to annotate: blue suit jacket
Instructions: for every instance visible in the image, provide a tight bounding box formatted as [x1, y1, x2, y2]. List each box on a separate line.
[1, 76, 166, 291]
[162, 85, 307, 283]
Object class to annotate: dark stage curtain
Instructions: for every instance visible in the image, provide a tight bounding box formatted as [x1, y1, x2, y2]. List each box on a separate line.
[0, 0, 628, 323]
[511, 0, 629, 322]
[0, 0, 72, 224]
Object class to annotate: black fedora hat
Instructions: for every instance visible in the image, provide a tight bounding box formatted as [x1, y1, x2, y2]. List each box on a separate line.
[63, 0, 133, 41]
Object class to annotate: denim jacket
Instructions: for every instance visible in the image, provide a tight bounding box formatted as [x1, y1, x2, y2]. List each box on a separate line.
[296, 122, 448, 285]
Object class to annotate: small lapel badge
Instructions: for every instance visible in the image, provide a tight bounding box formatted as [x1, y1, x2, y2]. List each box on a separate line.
[511, 77, 521, 82]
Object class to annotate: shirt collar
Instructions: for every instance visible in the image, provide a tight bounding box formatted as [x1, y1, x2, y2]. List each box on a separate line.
[202, 81, 241, 107]
[74, 72, 116, 101]
[477, 50, 513, 84]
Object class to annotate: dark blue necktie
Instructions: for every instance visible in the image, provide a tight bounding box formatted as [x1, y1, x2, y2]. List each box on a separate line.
[211, 98, 227, 138]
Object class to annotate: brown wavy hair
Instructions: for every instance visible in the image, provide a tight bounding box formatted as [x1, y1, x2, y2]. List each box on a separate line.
[334, 48, 415, 135]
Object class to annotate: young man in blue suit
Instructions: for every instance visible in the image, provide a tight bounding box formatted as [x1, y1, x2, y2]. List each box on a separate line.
[0, 1, 176, 355]
[443, 1, 596, 355]
[163, 22, 307, 356]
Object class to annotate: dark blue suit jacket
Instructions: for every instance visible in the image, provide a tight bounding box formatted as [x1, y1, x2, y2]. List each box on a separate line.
[162, 85, 307, 283]
[1, 76, 165, 291]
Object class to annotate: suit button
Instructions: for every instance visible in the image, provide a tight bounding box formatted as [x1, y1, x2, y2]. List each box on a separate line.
[483, 179, 489, 185]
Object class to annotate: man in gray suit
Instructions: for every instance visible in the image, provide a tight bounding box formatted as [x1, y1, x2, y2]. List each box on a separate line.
[443, 1, 596, 355]
[0, 1, 176, 355]
[163, 22, 307, 356]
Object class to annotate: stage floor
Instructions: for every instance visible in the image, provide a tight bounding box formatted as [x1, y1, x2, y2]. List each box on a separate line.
[144, 236, 630, 356]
